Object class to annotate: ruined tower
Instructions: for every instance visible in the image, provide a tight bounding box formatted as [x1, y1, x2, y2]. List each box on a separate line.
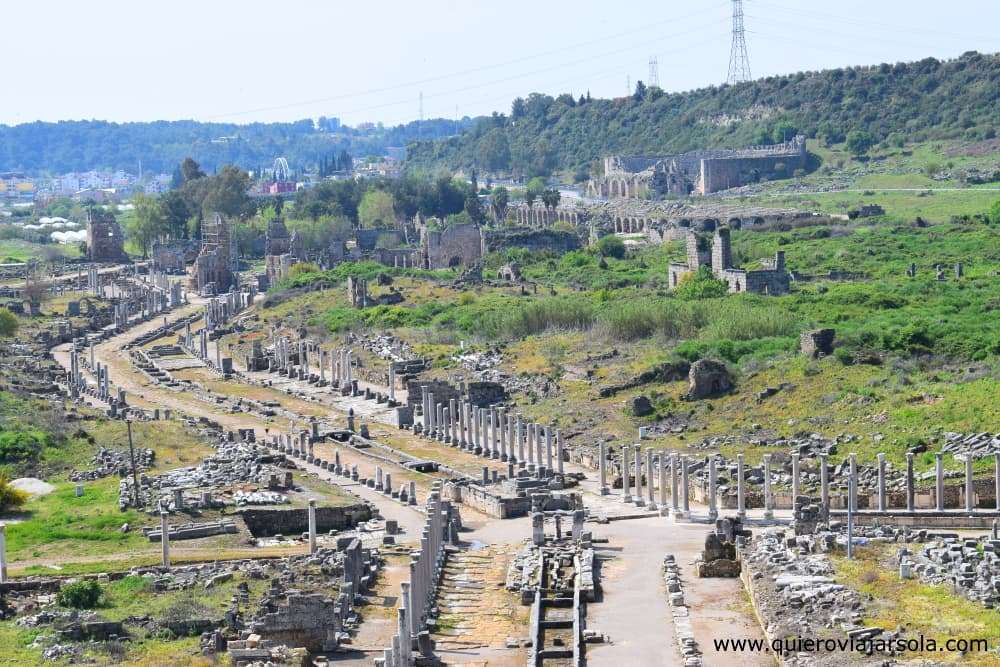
[712, 228, 733, 274]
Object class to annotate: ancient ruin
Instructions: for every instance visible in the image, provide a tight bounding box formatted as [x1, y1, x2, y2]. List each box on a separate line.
[587, 135, 808, 198]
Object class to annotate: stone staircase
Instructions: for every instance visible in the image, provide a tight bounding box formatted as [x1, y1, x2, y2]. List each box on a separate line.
[430, 545, 526, 651]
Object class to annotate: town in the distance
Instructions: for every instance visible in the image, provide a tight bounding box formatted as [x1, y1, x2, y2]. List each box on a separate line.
[1, 2, 1000, 666]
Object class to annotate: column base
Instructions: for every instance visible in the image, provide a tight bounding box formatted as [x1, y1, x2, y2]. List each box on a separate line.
[708, 510, 718, 522]
[737, 510, 746, 519]
[659, 506, 670, 517]
[763, 510, 774, 520]
[671, 511, 689, 523]
[599, 487, 609, 495]
[622, 494, 632, 504]
[634, 498, 645, 507]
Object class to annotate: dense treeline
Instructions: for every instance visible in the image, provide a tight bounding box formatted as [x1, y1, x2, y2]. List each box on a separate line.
[0, 117, 473, 175]
[406, 51, 1000, 178]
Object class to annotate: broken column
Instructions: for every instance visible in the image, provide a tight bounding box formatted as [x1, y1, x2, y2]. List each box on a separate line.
[965, 454, 975, 513]
[906, 452, 915, 512]
[633, 444, 644, 507]
[877, 453, 887, 512]
[736, 453, 746, 519]
[708, 457, 718, 521]
[935, 452, 945, 511]
[160, 512, 170, 568]
[791, 452, 800, 503]
[763, 454, 774, 520]
[308, 499, 317, 554]
[819, 453, 829, 517]
[622, 445, 632, 503]
[849, 453, 858, 512]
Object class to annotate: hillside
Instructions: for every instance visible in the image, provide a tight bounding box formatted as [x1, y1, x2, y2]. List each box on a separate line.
[405, 51, 1000, 178]
[0, 117, 472, 175]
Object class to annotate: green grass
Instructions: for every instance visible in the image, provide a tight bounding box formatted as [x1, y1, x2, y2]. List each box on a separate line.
[5, 477, 148, 561]
[834, 544, 1000, 665]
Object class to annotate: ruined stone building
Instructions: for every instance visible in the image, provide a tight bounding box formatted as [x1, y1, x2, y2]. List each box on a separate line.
[264, 217, 304, 285]
[587, 136, 807, 198]
[668, 227, 790, 295]
[85, 209, 127, 262]
[419, 219, 482, 269]
[151, 239, 200, 273]
[191, 212, 238, 295]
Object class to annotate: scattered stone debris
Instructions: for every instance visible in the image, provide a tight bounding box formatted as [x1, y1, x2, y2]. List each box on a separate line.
[70, 446, 155, 482]
[663, 554, 701, 666]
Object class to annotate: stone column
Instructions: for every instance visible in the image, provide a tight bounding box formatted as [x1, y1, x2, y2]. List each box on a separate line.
[708, 457, 718, 521]
[0, 522, 6, 583]
[633, 444, 644, 507]
[442, 407, 450, 444]
[308, 499, 317, 554]
[819, 453, 829, 517]
[965, 455, 975, 513]
[659, 452, 668, 516]
[517, 416, 525, 467]
[473, 407, 481, 452]
[935, 452, 944, 511]
[791, 452, 800, 504]
[598, 442, 608, 494]
[436, 403, 444, 442]
[535, 424, 544, 472]
[995, 453, 1000, 512]
[397, 605, 411, 666]
[849, 453, 858, 512]
[877, 453, 887, 512]
[670, 453, 679, 515]
[556, 430, 565, 475]
[622, 446, 632, 503]
[388, 364, 396, 402]
[160, 512, 170, 568]
[546, 426, 554, 470]
[736, 453, 746, 519]
[681, 456, 690, 517]
[646, 448, 656, 509]
[526, 422, 535, 468]
[763, 454, 774, 520]
[507, 415, 516, 463]
[903, 452, 915, 512]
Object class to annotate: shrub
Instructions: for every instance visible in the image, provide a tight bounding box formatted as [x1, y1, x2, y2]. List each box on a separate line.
[596, 235, 625, 259]
[673, 267, 729, 301]
[0, 429, 49, 464]
[834, 347, 855, 365]
[0, 471, 28, 511]
[0, 308, 17, 338]
[57, 580, 103, 609]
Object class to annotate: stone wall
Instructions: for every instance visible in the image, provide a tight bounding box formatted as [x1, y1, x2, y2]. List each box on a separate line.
[238, 503, 372, 537]
[86, 210, 127, 262]
[422, 222, 482, 269]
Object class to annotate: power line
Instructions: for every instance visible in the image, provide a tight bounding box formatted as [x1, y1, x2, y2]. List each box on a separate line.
[206, 3, 730, 120]
[727, 0, 752, 84]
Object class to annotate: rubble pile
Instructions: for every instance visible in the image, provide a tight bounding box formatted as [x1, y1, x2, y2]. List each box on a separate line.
[70, 446, 155, 482]
[916, 535, 1000, 609]
[118, 437, 292, 510]
[941, 431, 1000, 459]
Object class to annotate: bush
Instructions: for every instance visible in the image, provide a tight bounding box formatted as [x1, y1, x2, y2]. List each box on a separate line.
[673, 267, 729, 301]
[834, 347, 855, 366]
[596, 235, 625, 259]
[0, 471, 28, 511]
[0, 429, 49, 464]
[0, 308, 17, 338]
[57, 580, 103, 609]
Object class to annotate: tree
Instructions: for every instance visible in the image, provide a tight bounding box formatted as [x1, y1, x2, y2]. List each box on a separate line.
[201, 165, 254, 218]
[596, 235, 625, 259]
[989, 199, 1000, 225]
[358, 190, 396, 228]
[464, 170, 485, 223]
[491, 186, 509, 223]
[674, 266, 729, 300]
[159, 190, 190, 239]
[541, 188, 561, 210]
[180, 157, 205, 183]
[633, 80, 647, 102]
[128, 193, 168, 257]
[0, 308, 17, 338]
[846, 130, 876, 157]
[525, 189, 536, 209]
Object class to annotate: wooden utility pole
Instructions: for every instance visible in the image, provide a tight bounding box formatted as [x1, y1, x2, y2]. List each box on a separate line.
[126, 420, 140, 508]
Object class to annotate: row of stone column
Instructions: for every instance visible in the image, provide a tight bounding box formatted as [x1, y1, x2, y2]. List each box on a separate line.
[611, 449, 1000, 520]
[418, 388, 565, 477]
[382, 482, 453, 667]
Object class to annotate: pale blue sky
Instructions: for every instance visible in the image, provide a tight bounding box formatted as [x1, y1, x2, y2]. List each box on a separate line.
[3, 0, 997, 126]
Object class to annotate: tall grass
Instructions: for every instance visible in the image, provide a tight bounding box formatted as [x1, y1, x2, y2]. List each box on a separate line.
[698, 300, 798, 341]
[476, 296, 595, 339]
